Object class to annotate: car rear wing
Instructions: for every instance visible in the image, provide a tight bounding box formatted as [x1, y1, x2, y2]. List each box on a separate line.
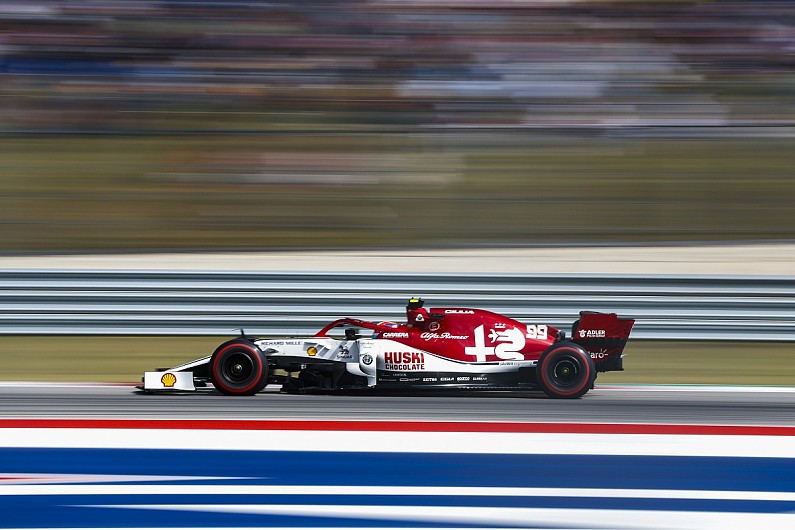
[571, 312, 635, 372]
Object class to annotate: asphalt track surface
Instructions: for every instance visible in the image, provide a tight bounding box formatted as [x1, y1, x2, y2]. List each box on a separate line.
[1, 384, 794, 426]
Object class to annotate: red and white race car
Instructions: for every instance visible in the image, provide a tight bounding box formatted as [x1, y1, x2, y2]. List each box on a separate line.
[142, 298, 634, 399]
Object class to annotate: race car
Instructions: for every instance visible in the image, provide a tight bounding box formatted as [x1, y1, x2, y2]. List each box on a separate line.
[141, 298, 634, 399]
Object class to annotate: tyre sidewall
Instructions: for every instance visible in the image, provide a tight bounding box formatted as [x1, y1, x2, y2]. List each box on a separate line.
[537, 342, 594, 399]
[210, 340, 268, 396]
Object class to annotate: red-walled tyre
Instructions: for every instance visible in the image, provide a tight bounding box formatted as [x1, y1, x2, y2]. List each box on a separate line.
[536, 342, 595, 399]
[209, 340, 269, 396]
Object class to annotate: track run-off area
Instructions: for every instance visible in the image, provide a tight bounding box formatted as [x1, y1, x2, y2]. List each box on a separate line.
[1, 384, 794, 530]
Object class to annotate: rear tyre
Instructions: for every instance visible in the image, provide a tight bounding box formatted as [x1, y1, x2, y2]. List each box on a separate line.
[536, 342, 595, 399]
[209, 340, 269, 396]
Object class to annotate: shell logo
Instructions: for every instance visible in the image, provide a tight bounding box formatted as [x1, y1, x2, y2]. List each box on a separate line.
[161, 372, 177, 387]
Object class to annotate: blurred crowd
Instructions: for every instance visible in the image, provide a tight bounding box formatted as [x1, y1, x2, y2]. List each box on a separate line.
[1, 0, 793, 134]
[2, 1, 794, 252]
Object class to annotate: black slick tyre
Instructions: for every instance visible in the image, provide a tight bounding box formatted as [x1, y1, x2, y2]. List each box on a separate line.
[536, 342, 595, 399]
[209, 340, 269, 396]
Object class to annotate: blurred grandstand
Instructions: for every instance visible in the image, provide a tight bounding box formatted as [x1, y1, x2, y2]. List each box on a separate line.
[1, 1, 793, 252]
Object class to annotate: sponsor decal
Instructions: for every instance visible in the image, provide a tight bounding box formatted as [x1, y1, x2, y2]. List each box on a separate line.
[498, 360, 532, 366]
[428, 321, 441, 331]
[579, 329, 607, 338]
[590, 350, 610, 359]
[456, 376, 470, 382]
[440, 377, 454, 382]
[381, 332, 410, 339]
[420, 332, 469, 340]
[335, 346, 352, 359]
[422, 377, 438, 382]
[525, 324, 549, 340]
[384, 351, 425, 371]
[415, 314, 425, 322]
[444, 309, 474, 314]
[307, 347, 318, 357]
[472, 375, 488, 381]
[361, 354, 373, 365]
[160, 373, 177, 388]
[465, 325, 525, 362]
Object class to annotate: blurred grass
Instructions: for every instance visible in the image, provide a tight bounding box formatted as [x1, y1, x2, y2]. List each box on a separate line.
[0, 336, 222, 383]
[1, 134, 794, 251]
[598, 341, 795, 386]
[0, 336, 792, 386]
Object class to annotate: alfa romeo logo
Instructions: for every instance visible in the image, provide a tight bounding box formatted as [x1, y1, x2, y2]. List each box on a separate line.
[361, 354, 373, 365]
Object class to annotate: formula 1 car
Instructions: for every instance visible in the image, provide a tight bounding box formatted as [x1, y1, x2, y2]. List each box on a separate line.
[141, 298, 634, 399]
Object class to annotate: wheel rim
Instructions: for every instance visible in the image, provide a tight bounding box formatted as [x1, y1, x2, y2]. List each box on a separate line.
[548, 355, 581, 389]
[221, 351, 255, 386]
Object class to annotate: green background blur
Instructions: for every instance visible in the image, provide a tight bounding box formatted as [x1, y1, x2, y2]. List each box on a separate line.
[1, 0, 793, 252]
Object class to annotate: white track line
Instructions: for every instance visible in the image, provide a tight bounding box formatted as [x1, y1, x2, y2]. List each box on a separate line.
[1, 428, 794, 458]
[1, 485, 794, 502]
[80, 504, 795, 530]
[597, 384, 795, 393]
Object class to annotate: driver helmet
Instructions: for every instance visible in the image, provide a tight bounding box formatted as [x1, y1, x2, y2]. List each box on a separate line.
[406, 297, 425, 310]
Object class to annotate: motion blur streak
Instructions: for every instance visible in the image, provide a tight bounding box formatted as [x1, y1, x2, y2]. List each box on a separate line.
[1, 420, 794, 529]
[1, 1, 793, 251]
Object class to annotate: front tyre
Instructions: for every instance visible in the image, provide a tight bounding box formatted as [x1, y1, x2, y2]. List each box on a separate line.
[209, 340, 269, 396]
[537, 342, 595, 399]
